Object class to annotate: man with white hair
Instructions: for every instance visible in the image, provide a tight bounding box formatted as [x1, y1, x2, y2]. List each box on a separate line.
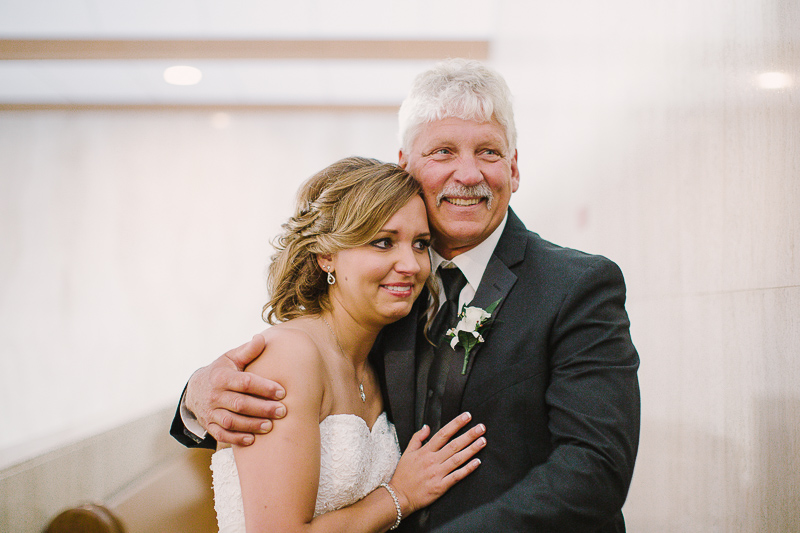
[172, 59, 640, 532]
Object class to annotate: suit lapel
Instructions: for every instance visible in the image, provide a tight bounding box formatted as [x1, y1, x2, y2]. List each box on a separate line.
[439, 210, 527, 428]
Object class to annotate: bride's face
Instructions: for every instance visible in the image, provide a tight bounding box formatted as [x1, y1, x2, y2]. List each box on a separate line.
[327, 196, 431, 328]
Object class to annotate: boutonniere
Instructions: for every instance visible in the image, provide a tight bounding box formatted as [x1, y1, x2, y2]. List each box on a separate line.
[446, 299, 501, 374]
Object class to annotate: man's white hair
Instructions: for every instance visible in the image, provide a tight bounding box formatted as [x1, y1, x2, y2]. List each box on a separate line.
[398, 58, 517, 154]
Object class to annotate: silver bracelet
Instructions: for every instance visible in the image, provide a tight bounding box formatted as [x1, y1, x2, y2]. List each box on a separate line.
[380, 482, 402, 530]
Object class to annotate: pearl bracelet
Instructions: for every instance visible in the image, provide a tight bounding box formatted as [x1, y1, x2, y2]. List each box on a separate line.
[380, 482, 402, 530]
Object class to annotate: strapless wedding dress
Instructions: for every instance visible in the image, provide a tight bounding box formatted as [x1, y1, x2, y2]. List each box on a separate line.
[210, 412, 401, 533]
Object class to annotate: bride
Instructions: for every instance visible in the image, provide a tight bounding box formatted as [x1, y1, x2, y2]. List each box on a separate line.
[210, 157, 486, 532]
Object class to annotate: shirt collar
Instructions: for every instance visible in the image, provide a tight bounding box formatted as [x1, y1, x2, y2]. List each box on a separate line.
[430, 211, 508, 291]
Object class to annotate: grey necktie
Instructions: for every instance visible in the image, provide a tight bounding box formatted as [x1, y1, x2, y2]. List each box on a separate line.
[428, 266, 468, 343]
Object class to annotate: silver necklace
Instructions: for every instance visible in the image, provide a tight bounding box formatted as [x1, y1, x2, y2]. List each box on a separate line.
[321, 316, 366, 403]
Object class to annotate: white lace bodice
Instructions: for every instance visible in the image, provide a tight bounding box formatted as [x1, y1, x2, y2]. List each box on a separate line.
[210, 412, 401, 533]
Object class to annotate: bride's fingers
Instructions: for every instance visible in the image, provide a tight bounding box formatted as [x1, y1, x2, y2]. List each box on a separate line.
[445, 456, 483, 485]
[443, 432, 486, 472]
[406, 424, 431, 452]
[427, 412, 473, 451]
[437, 422, 486, 462]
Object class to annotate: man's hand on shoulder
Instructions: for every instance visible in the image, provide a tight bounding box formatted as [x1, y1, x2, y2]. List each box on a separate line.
[185, 334, 287, 446]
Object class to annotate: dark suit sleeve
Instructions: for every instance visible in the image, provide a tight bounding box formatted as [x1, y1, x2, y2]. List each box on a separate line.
[169, 384, 218, 450]
[433, 257, 640, 532]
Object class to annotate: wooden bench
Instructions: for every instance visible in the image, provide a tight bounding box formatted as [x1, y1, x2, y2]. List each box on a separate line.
[44, 449, 216, 533]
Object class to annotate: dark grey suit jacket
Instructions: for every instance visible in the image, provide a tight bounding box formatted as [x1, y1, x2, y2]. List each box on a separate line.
[370, 209, 640, 532]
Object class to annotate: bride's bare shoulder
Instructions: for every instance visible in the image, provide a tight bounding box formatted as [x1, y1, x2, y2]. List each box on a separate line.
[260, 319, 320, 352]
[248, 318, 325, 385]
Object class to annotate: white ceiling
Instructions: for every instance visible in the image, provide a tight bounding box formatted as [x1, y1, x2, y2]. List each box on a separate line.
[0, 0, 495, 39]
[0, 0, 498, 107]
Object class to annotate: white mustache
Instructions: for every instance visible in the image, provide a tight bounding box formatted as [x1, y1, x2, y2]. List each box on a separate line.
[436, 182, 494, 209]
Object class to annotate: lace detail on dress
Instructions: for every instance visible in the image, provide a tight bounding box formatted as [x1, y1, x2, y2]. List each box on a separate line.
[210, 448, 246, 533]
[315, 412, 401, 516]
[210, 412, 400, 532]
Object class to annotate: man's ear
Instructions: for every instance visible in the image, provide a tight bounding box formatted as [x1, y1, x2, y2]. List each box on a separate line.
[398, 150, 408, 169]
[510, 149, 520, 193]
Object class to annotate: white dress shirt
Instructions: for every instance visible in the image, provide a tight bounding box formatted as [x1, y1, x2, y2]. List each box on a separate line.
[430, 212, 508, 311]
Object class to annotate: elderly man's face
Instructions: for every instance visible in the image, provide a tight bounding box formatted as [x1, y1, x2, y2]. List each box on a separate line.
[399, 117, 519, 259]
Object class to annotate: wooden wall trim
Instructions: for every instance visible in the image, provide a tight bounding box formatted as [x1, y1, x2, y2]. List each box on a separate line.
[0, 39, 489, 60]
[0, 103, 400, 113]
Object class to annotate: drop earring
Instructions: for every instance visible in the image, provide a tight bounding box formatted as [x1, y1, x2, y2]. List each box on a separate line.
[326, 266, 336, 285]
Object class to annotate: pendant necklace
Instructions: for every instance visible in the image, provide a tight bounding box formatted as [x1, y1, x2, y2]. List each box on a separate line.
[322, 316, 366, 402]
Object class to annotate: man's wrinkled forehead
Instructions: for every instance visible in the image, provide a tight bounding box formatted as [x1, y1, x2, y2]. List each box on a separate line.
[410, 115, 510, 147]
[412, 117, 510, 151]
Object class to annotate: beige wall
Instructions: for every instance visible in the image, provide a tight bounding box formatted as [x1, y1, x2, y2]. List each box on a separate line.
[1, 0, 799, 530]
[494, 0, 800, 530]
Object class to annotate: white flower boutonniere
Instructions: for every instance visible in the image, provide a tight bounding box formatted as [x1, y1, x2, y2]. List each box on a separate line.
[446, 299, 501, 374]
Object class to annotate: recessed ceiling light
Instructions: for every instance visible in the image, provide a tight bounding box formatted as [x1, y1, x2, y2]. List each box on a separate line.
[164, 66, 203, 86]
[756, 71, 792, 90]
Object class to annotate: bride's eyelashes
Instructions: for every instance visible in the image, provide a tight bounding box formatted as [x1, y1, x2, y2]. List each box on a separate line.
[370, 237, 393, 250]
[368, 236, 431, 251]
[414, 238, 431, 251]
